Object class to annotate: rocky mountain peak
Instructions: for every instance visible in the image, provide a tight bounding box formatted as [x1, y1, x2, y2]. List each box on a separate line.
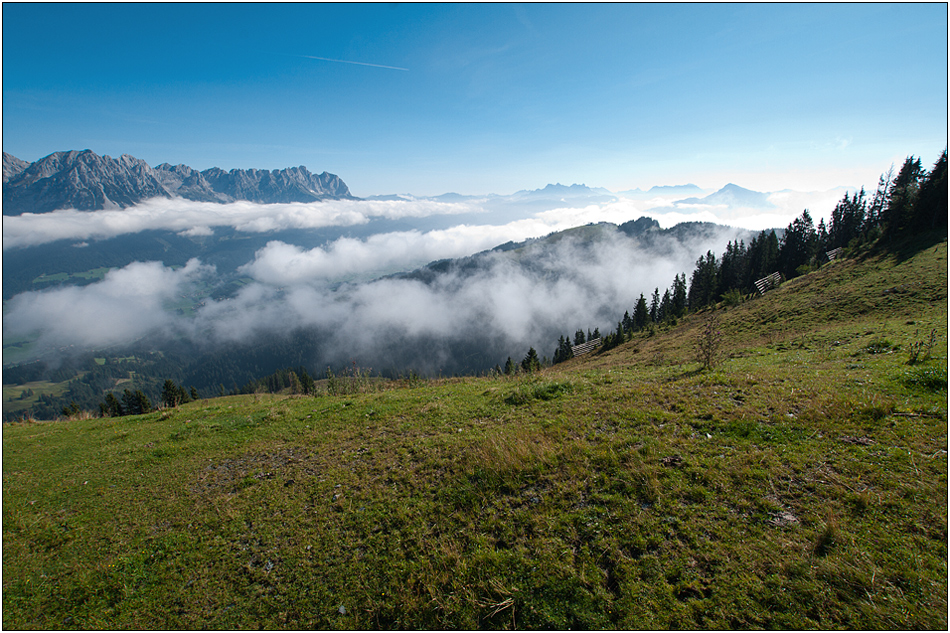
[2, 150, 355, 214]
[3, 152, 30, 184]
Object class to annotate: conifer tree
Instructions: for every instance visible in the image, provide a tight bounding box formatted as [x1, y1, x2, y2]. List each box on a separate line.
[883, 156, 924, 238]
[866, 166, 893, 232]
[650, 288, 660, 323]
[778, 211, 817, 279]
[622, 310, 633, 334]
[671, 273, 687, 317]
[659, 288, 672, 322]
[911, 149, 948, 233]
[521, 347, 541, 373]
[633, 293, 649, 331]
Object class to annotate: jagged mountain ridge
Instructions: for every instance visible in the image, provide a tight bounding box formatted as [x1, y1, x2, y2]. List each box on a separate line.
[2, 152, 31, 184]
[2, 150, 355, 215]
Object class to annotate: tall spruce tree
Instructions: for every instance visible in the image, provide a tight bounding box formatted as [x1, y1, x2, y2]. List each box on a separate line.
[633, 293, 649, 331]
[521, 348, 541, 373]
[671, 273, 687, 318]
[778, 211, 818, 279]
[883, 156, 924, 238]
[650, 288, 660, 323]
[911, 149, 948, 233]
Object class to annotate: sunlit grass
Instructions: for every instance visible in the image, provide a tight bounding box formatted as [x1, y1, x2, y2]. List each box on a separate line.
[3, 240, 947, 629]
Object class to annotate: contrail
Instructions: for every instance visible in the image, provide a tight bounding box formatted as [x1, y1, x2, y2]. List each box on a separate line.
[299, 54, 409, 72]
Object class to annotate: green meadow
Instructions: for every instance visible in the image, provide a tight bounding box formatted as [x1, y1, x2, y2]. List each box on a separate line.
[3, 240, 946, 629]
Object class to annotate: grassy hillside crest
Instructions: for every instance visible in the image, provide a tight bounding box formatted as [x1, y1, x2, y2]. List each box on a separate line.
[3, 238, 947, 629]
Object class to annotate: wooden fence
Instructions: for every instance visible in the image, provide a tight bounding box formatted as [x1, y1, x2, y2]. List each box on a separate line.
[571, 338, 602, 357]
[754, 272, 782, 295]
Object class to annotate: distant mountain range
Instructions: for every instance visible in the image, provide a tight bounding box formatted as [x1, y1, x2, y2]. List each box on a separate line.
[3, 148, 795, 219]
[2, 150, 355, 215]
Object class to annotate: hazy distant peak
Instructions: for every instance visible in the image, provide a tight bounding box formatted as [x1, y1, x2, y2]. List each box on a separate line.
[676, 183, 774, 208]
[646, 183, 703, 193]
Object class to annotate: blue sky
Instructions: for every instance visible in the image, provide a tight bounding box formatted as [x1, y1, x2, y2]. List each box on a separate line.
[3, 3, 947, 197]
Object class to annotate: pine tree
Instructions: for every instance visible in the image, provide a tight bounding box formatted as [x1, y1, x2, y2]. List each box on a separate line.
[521, 347, 541, 373]
[574, 329, 586, 345]
[778, 211, 817, 278]
[659, 288, 672, 322]
[288, 371, 303, 395]
[688, 251, 719, 310]
[633, 293, 649, 331]
[867, 167, 893, 231]
[671, 273, 687, 317]
[828, 188, 866, 249]
[719, 240, 748, 295]
[504, 357, 514, 375]
[103, 393, 123, 417]
[883, 156, 924, 238]
[622, 310, 634, 334]
[162, 379, 183, 408]
[911, 149, 948, 233]
[650, 288, 660, 323]
[553, 335, 575, 365]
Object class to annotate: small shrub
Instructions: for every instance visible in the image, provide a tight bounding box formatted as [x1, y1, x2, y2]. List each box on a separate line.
[907, 329, 937, 365]
[721, 288, 744, 307]
[326, 362, 378, 395]
[695, 313, 724, 370]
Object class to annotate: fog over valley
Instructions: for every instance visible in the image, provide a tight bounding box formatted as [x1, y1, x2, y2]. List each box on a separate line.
[2, 177, 794, 377]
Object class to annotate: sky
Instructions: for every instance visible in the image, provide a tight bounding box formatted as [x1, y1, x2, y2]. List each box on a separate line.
[3, 3, 947, 197]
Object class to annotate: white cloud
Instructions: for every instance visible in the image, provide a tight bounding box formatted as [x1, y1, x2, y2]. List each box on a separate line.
[238, 225, 513, 285]
[3, 259, 214, 349]
[2, 197, 482, 249]
[3, 223, 748, 374]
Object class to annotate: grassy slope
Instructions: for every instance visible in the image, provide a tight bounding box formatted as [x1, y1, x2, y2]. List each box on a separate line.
[3, 239, 947, 629]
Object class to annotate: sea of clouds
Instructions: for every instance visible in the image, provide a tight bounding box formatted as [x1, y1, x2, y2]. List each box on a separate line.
[2, 186, 852, 371]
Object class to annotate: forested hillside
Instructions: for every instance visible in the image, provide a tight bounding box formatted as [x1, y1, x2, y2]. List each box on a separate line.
[536, 151, 947, 366]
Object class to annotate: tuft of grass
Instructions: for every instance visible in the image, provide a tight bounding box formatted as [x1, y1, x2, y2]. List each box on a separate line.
[503, 378, 573, 405]
[812, 512, 841, 557]
[902, 365, 948, 392]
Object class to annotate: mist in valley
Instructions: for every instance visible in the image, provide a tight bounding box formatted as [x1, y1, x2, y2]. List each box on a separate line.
[2, 192, 767, 379]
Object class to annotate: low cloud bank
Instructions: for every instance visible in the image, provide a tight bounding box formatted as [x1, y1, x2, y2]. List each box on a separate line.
[3, 183, 850, 374]
[2, 197, 481, 249]
[3, 259, 214, 349]
[4, 225, 746, 374]
[2, 186, 852, 251]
